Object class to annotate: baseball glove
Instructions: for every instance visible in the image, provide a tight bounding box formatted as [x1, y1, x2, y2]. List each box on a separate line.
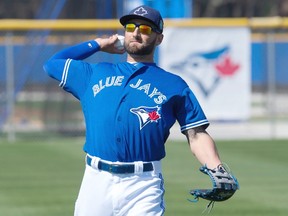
[189, 164, 239, 212]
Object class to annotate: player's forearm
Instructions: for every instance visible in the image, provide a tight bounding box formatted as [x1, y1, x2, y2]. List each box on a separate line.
[49, 40, 100, 61]
[43, 40, 100, 81]
[186, 129, 221, 169]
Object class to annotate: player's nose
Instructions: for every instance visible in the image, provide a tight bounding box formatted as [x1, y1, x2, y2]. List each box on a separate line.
[132, 27, 141, 36]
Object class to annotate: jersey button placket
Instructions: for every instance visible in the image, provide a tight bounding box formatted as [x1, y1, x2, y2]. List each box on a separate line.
[116, 113, 122, 142]
[115, 94, 126, 143]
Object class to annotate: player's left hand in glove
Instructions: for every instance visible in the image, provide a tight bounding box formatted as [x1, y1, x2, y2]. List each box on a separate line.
[189, 164, 239, 212]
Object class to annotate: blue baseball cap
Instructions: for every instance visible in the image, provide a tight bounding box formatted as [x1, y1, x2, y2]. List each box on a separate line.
[120, 5, 164, 33]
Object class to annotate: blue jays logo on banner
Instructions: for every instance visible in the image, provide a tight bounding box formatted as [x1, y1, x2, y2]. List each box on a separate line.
[159, 27, 251, 120]
[170, 45, 240, 98]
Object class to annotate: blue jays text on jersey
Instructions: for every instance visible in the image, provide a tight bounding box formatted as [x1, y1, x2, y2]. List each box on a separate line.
[43, 40, 209, 162]
[92, 76, 166, 104]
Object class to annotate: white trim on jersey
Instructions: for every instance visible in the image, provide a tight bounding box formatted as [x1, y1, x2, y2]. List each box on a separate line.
[180, 119, 209, 132]
[59, 58, 72, 88]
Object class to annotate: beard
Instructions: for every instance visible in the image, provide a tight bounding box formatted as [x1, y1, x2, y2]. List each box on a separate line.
[125, 37, 156, 56]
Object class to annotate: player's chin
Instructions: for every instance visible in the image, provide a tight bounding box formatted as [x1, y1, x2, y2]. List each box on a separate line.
[126, 44, 153, 55]
[125, 44, 141, 54]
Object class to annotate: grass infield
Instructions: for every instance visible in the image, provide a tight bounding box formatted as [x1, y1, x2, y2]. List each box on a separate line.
[0, 136, 287, 216]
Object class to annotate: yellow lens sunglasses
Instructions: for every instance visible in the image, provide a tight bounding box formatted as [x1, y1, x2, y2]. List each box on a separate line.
[125, 23, 157, 35]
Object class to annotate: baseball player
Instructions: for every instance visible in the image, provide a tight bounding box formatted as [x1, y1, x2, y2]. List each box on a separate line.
[44, 5, 225, 216]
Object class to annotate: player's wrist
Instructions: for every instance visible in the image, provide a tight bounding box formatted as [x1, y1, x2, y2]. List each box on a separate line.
[94, 38, 103, 49]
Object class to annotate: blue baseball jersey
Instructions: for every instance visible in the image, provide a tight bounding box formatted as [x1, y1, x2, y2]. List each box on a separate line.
[44, 40, 209, 162]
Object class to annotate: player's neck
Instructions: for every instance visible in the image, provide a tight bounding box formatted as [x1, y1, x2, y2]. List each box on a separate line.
[127, 54, 154, 63]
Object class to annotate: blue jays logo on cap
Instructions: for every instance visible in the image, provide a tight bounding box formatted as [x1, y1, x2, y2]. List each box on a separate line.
[120, 5, 164, 33]
[130, 106, 161, 130]
[133, 7, 148, 16]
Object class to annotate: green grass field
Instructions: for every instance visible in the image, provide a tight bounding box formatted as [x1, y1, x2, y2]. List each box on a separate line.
[0, 136, 287, 216]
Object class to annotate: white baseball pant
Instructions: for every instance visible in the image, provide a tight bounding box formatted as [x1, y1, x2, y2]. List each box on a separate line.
[74, 156, 165, 216]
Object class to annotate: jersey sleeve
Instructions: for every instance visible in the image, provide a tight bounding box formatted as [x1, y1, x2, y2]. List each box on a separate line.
[43, 40, 100, 99]
[59, 59, 93, 99]
[176, 86, 209, 133]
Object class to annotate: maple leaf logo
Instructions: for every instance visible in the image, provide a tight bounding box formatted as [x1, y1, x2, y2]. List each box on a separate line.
[148, 111, 160, 121]
[215, 56, 240, 76]
[134, 7, 148, 16]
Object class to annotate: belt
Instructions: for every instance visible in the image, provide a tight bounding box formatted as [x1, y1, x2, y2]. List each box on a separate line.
[86, 156, 154, 174]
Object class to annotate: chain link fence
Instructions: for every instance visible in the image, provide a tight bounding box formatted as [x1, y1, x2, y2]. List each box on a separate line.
[0, 19, 287, 141]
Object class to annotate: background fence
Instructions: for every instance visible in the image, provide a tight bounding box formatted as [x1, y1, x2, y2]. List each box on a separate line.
[0, 18, 288, 141]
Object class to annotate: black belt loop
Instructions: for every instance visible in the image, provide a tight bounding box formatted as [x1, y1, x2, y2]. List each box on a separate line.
[86, 155, 154, 174]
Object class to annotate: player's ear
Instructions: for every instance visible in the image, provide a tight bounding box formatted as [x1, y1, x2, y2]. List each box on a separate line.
[155, 34, 164, 46]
